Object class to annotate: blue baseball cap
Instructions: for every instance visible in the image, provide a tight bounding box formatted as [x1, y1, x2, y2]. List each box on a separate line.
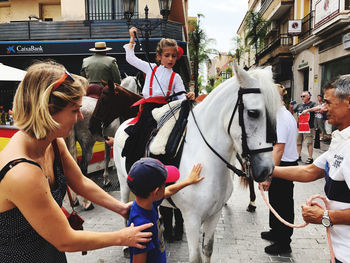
[127, 157, 180, 196]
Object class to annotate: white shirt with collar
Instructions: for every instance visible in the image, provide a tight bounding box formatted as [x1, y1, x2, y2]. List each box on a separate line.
[314, 125, 350, 263]
[124, 44, 186, 99]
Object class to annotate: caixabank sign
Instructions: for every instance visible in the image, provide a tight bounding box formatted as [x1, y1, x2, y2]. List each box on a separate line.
[0, 39, 185, 57]
[6, 44, 44, 55]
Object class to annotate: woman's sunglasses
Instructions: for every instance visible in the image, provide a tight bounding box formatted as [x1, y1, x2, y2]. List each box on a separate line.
[52, 70, 75, 92]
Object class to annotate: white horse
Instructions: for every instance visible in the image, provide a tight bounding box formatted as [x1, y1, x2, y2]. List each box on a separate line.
[66, 76, 140, 186]
[114, 62, 281, 262]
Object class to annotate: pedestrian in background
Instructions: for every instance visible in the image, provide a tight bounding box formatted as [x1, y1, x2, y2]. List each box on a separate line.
[0, 61, 152, 262]
[81, 41, 121, 87]
[260, 84, 298, 254]
[289, 91, 317, 164]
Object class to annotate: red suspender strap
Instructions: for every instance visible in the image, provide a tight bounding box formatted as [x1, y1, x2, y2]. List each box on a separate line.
[167, 72, 176, 97]
[149, 66, 158, 96]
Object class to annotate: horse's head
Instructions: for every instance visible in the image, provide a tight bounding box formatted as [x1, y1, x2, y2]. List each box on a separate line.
[89, 80, 142, 137]
[121, 75, 142, 94]
[231, 61, 281, 182]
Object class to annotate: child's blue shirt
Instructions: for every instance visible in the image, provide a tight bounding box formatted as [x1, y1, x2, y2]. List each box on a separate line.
[128, 199, 166, 263]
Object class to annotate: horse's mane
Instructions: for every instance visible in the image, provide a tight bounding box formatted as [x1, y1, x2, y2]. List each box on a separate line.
[195, 66, 281, 123]
[248, 67, 281, 122]
[115, 83, 142, 100]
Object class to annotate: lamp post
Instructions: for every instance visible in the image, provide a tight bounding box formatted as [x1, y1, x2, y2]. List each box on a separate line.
[122, 0, 173, 56]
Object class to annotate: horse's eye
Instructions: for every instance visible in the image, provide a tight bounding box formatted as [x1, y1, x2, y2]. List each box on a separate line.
[247, 109, 260, 118]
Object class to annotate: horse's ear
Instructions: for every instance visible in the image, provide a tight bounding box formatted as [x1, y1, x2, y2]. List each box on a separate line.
[264, 65, 273, 79]
[101, 79, 107, 86]
[232, 59, 254, 88]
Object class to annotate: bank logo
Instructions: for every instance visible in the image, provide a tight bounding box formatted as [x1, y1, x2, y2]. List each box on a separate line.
[6, 46, 15, 54]
[6, 45, 44, 55]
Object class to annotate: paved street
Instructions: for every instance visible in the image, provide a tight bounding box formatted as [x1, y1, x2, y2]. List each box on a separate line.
[66, 141, 331, 263]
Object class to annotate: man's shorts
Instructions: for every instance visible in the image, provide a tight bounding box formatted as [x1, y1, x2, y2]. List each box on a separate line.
[297, 128, 315, 145]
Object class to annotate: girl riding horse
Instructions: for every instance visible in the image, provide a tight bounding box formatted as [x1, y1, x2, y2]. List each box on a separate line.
[123, 27, 195, 243]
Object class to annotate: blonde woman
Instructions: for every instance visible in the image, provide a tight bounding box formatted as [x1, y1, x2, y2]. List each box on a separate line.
[0, 61, 152, 263]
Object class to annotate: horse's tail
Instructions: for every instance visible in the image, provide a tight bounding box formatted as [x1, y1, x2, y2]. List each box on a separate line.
[65, 129, 77, 162]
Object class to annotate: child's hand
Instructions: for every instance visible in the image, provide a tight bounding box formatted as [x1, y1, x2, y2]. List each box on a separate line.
[186, 91, 195, 100]
[129, 27, 138, 39]
[105, 136, 114, 147]
[186, 164, 204, 184]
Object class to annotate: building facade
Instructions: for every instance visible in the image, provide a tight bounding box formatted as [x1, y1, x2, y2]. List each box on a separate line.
[238, 0, 350, 102]
[0, 0, 190, 86]
[237, 0, 294, 96]
[291, 0, 350, 101]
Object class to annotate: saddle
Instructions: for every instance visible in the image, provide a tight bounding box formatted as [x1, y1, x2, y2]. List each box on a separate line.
[86, 84, 103, 99]
[116, 100, 191, 164]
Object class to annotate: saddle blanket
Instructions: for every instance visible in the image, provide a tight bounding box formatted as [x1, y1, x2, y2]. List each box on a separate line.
[116, 100, 183, 156]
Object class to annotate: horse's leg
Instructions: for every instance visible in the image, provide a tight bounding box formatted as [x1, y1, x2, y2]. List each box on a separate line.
[79, 140, 95, 210]
[202, 210, 221, 263]
[64, 131, 79, 206]
[182, 213, 202, 263]
[247, 177, 256, 212]
[103, 142, 111, 186]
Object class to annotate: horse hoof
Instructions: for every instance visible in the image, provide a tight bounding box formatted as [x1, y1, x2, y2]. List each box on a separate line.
[246, 204, 256, 212]
[103, 178, 111, 186]
[123, 246, 130, 258]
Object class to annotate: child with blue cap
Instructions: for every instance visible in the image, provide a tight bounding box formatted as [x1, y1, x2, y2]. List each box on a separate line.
[127, 157, 203, 263]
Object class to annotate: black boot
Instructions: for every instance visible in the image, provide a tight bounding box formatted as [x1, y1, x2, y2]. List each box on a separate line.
[159, 206, 174, 242]
[173, 208, 184, 241]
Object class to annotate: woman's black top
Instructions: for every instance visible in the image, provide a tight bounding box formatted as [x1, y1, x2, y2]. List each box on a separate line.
[0, 143, 67, 262]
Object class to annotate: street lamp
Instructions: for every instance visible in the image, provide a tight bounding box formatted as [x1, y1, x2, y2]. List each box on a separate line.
[122, 0, 173, 55]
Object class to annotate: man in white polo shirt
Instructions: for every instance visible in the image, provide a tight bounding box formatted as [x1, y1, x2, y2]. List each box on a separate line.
[268, 75, 350, 263]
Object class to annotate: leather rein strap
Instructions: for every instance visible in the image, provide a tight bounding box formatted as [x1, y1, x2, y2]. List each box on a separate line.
[190, 87, 272, 177]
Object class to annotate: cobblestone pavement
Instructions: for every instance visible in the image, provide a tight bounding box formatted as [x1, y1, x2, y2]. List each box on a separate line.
[66, 142, 331, 263]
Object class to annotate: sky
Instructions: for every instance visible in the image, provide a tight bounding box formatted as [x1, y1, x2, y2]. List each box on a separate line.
[188, 0, 248, 54]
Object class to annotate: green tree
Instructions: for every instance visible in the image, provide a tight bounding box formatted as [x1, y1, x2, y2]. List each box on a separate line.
[231, 36, 244, 64]
[244, 10, 270, 64]
[189, 14, 217, 97]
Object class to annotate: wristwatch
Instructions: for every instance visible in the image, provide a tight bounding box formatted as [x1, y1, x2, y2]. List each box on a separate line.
[321, 210, 333, 227]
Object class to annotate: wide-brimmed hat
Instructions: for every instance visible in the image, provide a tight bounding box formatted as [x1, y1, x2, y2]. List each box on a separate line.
[89, 42, 112, 52]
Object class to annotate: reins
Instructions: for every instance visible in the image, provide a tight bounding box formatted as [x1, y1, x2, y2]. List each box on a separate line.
[189, 86, 273, 178]
[259, 188, 335, 263]
[189, 104, 246, 177]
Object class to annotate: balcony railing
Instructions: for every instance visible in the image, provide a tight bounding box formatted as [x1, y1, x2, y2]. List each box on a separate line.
[260, 0, 273, 15]
[257, 33, 292, 58]
[0, 19, 183, 41]
[298, 11, 314, 42]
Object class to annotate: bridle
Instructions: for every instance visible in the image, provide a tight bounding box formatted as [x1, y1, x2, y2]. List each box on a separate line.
[190, 87, 275, 178]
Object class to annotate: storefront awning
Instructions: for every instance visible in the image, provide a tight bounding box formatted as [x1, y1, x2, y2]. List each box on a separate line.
[0, 63, 26, 81]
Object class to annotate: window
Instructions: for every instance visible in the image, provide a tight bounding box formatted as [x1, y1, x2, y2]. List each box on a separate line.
[87, 0, 138, 20]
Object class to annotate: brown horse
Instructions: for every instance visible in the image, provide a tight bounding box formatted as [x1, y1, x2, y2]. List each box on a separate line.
[89, 80, 142, 140]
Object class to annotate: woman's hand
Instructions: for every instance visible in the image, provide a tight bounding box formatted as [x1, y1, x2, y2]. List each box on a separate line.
[119, 202, 132, 219]
[186, 91, 195, 100]
[119, 223, 153, 249]
[185, 164, 204, 185]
